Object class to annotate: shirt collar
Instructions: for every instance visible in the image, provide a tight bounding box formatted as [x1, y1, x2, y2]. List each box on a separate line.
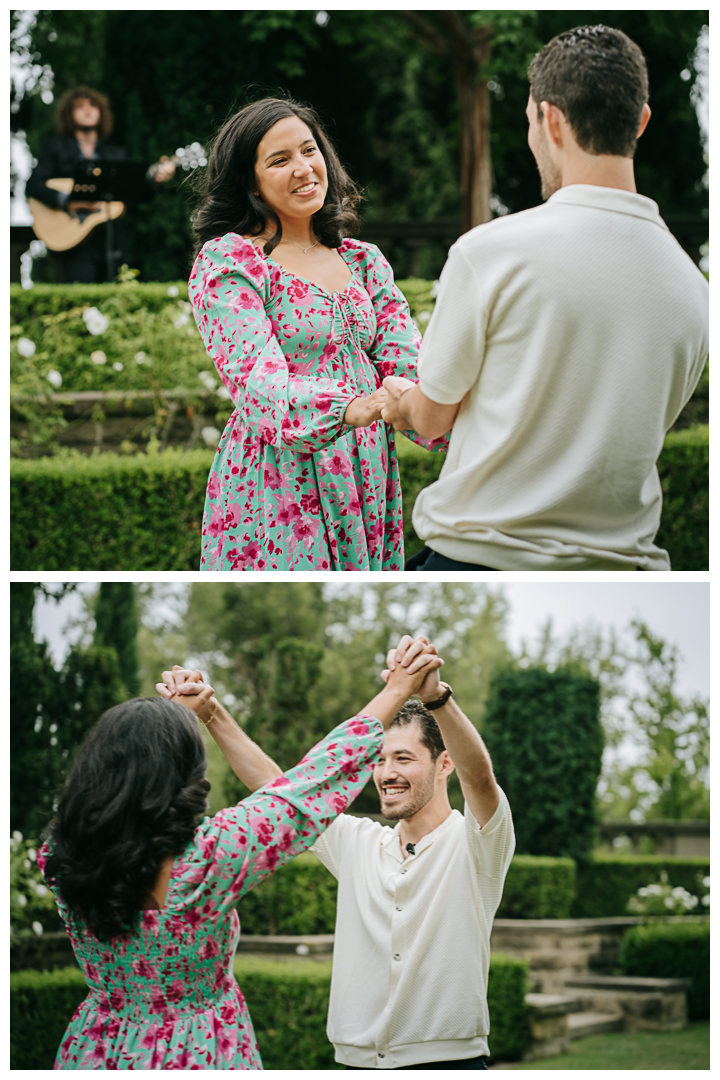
[380, 808, 461, 863]
[547, 183, 668, 229]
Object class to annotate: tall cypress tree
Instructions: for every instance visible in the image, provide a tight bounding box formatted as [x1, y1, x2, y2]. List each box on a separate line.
[93, 584, 140, 697]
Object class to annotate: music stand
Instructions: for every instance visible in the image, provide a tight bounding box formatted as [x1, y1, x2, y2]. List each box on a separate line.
[72, 160, 151, 281]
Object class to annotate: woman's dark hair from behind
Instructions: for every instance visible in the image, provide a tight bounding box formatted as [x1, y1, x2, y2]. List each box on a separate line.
[44, 698, 209, 940]
[191, 96, 362, 260]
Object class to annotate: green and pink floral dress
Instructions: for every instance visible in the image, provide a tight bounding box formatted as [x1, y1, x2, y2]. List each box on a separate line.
[188, 235, 445, 571]
[38, 715, 384, 1070]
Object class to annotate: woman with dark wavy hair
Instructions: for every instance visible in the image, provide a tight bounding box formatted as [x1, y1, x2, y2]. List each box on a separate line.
[188, 96, 446, 571]
[38, 637, 443, 1069]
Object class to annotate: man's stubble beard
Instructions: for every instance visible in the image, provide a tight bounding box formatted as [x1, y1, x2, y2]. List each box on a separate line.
[535, 128, 562, 201]
[380, 767, 437, 821]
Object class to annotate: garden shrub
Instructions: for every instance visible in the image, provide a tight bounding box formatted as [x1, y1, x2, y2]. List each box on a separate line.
[618, 921, 710, 1020]
[496, 856, 577, 920]
[572, 855, 710, 919]
[237, 852, 338, 936]
[483, 666, 604, 863]
[10, 953, 530, 1068]
[10, 448, 211, 570]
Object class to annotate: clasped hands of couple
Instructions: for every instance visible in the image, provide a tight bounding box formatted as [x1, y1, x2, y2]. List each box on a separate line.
[343, 376, 415, 431]
[156, 634, 444, 720]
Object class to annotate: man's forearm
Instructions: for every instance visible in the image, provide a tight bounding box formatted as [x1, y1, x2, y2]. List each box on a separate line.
[427, 695, 499, 826]
[395, 384, 460, 440]
[208, 703, 283, 792]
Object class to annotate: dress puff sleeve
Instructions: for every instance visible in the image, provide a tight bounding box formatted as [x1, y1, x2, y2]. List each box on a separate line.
[172, 715, 384, 915]
[354, 241, 449, 453]
[188, 234, 357, 453]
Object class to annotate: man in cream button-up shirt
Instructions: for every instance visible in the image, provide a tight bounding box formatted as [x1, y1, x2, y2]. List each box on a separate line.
[313, 636, 515, 1069]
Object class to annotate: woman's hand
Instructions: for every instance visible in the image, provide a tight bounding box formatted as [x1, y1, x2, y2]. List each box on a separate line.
[156, 665, 217, 723]
[380, 375, 415, 432]
[344, 387, 387, 428]
[382, 635, 444, 699]
[382, 635, 443, 702]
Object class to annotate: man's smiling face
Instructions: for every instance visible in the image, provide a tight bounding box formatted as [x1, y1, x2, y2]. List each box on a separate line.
[373, 722, 439, 821]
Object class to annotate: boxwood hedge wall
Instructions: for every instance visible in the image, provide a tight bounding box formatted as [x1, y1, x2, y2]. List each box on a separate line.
[618, 921, 710, 1020]
[9, 425, 709, 570]
[572, 854, 710, 919]
[9, 952, 530, 1069]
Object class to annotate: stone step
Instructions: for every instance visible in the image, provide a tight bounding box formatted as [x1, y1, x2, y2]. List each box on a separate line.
[564, 974, 691, 993]
[567, 1011, 624, 1040]
[562, 975, 690, 1033]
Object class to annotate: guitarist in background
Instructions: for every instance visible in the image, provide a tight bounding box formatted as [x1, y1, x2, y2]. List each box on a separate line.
[26, 85, 175, 282]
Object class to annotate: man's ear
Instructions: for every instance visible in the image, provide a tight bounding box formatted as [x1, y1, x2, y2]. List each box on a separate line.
[637, 103, 651, 139]
[541, 100, 566, 148]
[438, 750, 455, 781]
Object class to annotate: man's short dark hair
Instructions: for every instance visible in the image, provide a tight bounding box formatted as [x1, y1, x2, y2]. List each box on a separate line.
[528, 25, 649, 158]
[389, 700, 446, 762]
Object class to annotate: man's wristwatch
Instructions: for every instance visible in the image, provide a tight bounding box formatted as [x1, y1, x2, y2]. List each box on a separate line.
[422, 682, 453, 711]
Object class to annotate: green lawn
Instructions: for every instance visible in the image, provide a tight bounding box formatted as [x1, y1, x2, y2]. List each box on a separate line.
[505, 1022, 709, 1070]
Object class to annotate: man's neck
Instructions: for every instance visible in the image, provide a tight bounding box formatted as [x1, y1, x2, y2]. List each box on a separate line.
[398, 795, 453, 855]
[559, 152, 638, 194]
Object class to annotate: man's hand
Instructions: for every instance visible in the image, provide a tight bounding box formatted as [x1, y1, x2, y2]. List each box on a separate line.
[344, 387, 387, 428]
[157, 665, 216, 723]
[381, 375, 416, 431]
[381, 635, 443, 700]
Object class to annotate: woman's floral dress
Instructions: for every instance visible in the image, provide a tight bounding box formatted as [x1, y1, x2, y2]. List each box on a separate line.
[38, 715, 384, 1070]
[188, 235, 444, 571]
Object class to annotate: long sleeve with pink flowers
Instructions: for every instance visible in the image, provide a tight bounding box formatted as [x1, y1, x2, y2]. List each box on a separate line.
[173, 715, 384, 915]
[357, 244, 449, 453]
[189, 235, 357, 453]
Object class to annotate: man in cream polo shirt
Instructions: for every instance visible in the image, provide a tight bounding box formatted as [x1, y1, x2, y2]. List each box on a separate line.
[382, 25, 709, 571]
[313, 635, 515, 1069]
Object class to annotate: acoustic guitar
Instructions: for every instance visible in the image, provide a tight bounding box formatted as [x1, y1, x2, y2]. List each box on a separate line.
[28, 143, 206, 252]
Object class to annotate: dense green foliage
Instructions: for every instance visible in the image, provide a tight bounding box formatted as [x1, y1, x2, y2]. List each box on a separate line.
[655, 425, 709, 571]
[10, 449, 211, 570]
[9, 426, 709, 571]
[9, 953, 531, 1068]
[483, 666, 604, 861]
[572, 855, 710, 919]
[495, 856, 577, 920]
[618, 921, 710, 1020]
[13, 11, 708, 280]
[10, 584, 128, 836]
[93, 584, 140, 697]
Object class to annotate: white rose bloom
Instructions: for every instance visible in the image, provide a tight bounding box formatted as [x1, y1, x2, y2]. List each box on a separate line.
[91, 351, 107, 365]
[33, 882, 48, 897]
[167, 285, 180, 297]
[216, 386, 231, 400]
[198, 371, 217, 390]
[430, 280, 440, 298]
[173, 312, 190, 328]
[47, 370, 63, 388]
[417, 310, 431, 324]
[17, 337, 36, 357]
[17, 894, 27, 908]
[83, 307, 109, 335]
[113, 362, 124, 371]
[201, 426, 221, 447]
[32, 921, 43, 936]
[12, 830, 23, 843]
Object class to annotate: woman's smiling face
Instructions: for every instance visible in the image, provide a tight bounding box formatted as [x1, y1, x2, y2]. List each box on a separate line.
[254, 115, 328, 225]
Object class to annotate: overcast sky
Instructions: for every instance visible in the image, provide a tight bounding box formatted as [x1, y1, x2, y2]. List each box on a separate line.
[34, 582, 709, 698]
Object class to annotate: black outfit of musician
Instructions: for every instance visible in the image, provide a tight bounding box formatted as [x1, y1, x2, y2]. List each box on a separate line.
[26, 135, 134, 283]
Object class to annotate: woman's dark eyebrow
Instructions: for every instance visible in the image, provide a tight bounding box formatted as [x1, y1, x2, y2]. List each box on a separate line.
[264, 139, 313, 163]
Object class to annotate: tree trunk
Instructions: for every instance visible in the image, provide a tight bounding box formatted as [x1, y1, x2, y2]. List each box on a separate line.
[455, 58, 492, 231]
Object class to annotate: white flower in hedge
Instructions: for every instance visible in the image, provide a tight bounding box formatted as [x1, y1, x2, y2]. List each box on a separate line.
[83, 306, 109, 335]
[113, 362, 124, 372]
[16, 894, 27, 908]
[32, 882, 48, 898]
[167, 285, 179, 297]
[32, 921, 43, 936]
[417, 310, 431, 324]
[216, 386, 231, 400]
[91, 350, 107, 365]
[198, 370, 217, 390]
[173, 311, 190, 328]
[12, 831, 23, 844]
[46, 370, 63, 388]
[28, 848, 37, 862]
[135, 351, 146, 364]
[430, 280, 440, 298]
[201, 426, 221, 447]
[17, 336, 36, 357]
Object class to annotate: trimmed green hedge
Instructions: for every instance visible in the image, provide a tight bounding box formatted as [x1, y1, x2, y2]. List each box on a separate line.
[10, 426, 708, 569]
[238, 852, 338, 936]
[572, 855, 710, 919]
[496, 855, 577, 919]
[10, 953, 530, 1069]
[10, 448, 211, 570]
[618, 921, 710, 1020]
